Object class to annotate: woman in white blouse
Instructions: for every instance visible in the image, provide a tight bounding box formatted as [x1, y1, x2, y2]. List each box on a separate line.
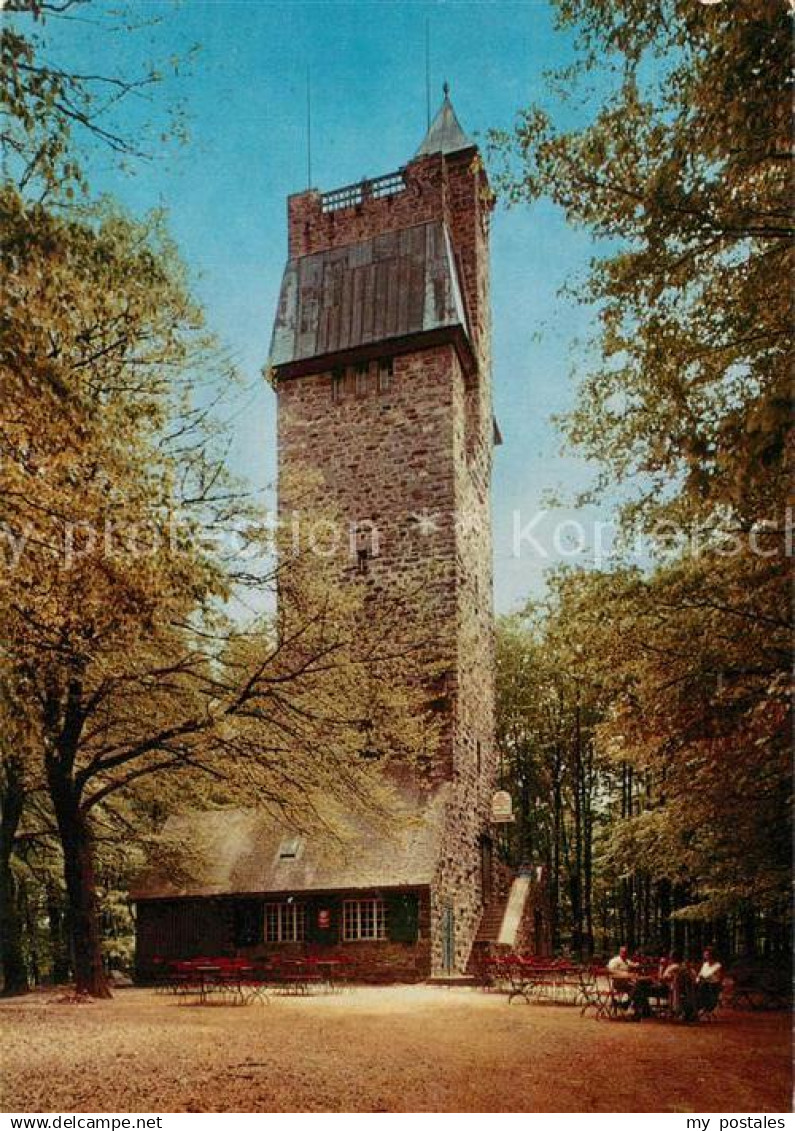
[696, 947, 724, 1013]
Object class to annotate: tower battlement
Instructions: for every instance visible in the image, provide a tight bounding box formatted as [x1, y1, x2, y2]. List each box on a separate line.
[288, 149, 483, 257]
[286, 146, 492, 365]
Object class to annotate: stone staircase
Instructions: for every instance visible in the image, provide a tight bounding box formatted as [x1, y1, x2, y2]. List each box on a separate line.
[466, 875, 535, 976]
[475, 895, 511, 946]
[465, 893, 511, 979]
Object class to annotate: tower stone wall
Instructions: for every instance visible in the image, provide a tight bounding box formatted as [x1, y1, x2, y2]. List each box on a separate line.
[274, 119, 497, 974]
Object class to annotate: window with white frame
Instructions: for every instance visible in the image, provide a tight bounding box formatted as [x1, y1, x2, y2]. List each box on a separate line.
[265, 901, 306, 943]
[343, 898, 387, 941]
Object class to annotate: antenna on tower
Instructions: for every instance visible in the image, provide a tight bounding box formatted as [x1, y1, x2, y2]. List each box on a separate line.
[425, 18, 431, 130]
[306, 65, 312, 189]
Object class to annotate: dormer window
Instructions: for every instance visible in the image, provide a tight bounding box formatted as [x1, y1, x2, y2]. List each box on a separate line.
[277, 835, 303, 860]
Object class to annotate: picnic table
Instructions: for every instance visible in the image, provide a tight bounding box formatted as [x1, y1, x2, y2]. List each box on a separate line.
[167, 958, 270, 1004]
[484, 952, 728, 1024]
[482, 956, 688, 1021]
[157, 952, 352, 1001]
[486, 956, 582, 1005]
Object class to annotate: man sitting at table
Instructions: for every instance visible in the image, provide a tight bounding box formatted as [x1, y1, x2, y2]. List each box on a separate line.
[608, 946, 649, 1018]
[608, 945, 638, 976]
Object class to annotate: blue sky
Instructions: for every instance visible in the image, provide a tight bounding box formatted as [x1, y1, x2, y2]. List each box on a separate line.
[33, 0, 618, 612]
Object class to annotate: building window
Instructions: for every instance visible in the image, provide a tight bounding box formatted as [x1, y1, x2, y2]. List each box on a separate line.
[331, 368, 344, 403]
[354, 361, 369, 395]
[343, 898, 387, 941]
[265, 901, 306, 943]
[278, 835, 302, 860]
[378, 357, 393, 393]
[351, 521, 379, 571]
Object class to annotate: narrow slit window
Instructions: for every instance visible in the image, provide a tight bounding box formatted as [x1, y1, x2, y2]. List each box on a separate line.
[355, 362, 369, 396]
[352, 521, 379, 570]
[378, 357, 393, 393]
[331, 368, 344, 403]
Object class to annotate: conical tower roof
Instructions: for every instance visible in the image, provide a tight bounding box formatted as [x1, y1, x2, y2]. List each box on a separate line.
[415, 83, 474, 158]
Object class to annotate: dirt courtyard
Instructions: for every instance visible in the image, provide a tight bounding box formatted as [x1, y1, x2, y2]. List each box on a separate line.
[1, 986, 791, 1113]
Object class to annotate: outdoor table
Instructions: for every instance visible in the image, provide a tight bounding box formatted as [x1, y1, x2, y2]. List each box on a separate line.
[504, 959, 534, 1003]
[634, 975, 669, 1016]
[192, 964, 223, 1003]
[515, 962, 580, 1004]
[179, 962, 268, 1005]
[310, 958, 343, 991]
[275, 958, 318, 994]
[603, 972, 672, 1020]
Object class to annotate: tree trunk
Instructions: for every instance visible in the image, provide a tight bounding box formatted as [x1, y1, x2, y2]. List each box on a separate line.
[658, 879, 672, 955]
[46, 883, 71, 984]
[551, 758, 562, 950]
[741, 906, 757, 960]
[19, 876, 40, 985]
[50, 785, 110, 999]
[0, 759, 29, 996]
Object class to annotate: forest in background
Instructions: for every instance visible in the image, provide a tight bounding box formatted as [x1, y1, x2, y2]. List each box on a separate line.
[492, 0, 790, 963]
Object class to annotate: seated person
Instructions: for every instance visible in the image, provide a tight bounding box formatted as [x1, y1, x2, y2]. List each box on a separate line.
[662, 950, 698, 1021]
[608, 946, 648, 1018]
[608, 945, 639, 975]
[696, 947, 723, 1013]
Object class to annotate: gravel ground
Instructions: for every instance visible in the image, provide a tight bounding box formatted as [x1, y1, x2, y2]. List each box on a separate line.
[1, 986, 791, 1113]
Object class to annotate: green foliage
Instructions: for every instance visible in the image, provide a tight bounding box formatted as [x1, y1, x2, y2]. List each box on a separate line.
[496, 595, 607, 952]
[493, 0, 791, 953]
[491, 0, 791, 529]
[1, 1, 190, 201]
[0, 8, 437, 992]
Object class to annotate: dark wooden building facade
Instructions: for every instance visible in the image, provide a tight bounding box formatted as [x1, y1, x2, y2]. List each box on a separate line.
[133, 800, 444, 981]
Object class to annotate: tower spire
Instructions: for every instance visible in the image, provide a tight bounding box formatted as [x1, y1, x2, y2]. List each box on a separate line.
[415, 83, 474, 158]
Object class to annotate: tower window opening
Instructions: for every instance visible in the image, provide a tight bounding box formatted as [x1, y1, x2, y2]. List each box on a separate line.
[352, 521, 379, 570]
[350, 366, 368, 398]
[354, 361, 369, 395]
[378, 357, 393, 393]
[331, 368, 344, 403]
[476, 740, 482, 773]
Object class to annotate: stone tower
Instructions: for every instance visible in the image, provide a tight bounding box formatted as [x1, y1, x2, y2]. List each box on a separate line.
[269, 90, 498, 974]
